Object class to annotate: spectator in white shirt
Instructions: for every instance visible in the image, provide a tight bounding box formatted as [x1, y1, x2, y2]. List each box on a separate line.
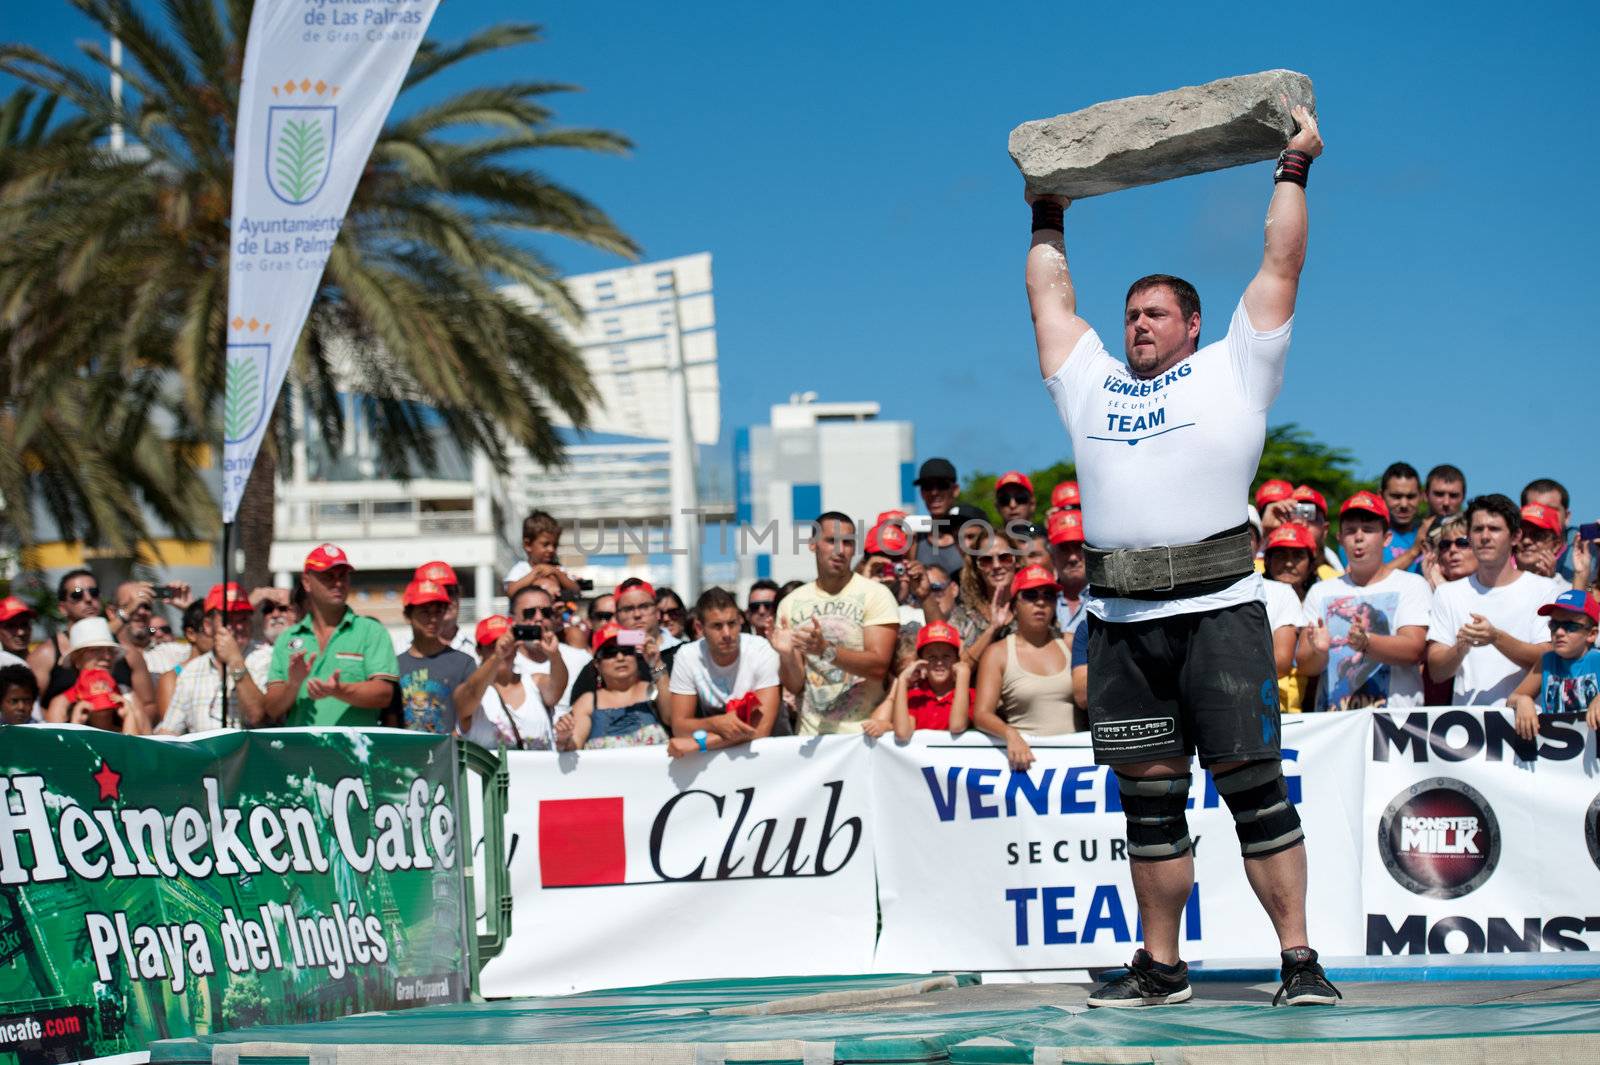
[508, 584, 590, 716]
[1427, 494, 1559, 705]
[1297, 492, 1432, 710]
[455, 615, 559, 750]
[667, 586, 782, 756]
[158, 584, 270, 734]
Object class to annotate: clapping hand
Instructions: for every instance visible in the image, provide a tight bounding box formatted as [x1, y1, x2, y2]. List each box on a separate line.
[796, 620, 829, 658]
[1459, 613, 1497, 648]
[287, 650, 315, 689]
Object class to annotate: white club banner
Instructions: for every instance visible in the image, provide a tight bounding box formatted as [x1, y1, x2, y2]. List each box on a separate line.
[871, 715, 1369, 973]
[479, 738, 877, 997]
[1361, 708, 1600, 956]
[223, 0, 439, 520]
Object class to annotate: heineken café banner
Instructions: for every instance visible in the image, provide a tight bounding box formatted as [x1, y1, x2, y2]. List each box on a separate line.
[0, 728, 466, 1064]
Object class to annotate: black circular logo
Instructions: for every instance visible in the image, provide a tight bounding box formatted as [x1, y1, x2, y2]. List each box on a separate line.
[1378, 777, 1499, 899]
[1586, 792, 1600, 873]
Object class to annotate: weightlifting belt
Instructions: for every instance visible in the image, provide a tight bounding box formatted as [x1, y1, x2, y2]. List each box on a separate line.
[1085, 523, 1255, 600]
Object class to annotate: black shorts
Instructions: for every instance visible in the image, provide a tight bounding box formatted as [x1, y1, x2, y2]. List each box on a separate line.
[1084, 600, 1281, 768]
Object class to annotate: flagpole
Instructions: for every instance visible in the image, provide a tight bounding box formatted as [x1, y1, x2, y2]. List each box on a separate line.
[220, 520, 232, 729]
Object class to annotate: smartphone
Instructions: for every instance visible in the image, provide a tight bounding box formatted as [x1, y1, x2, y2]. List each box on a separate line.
[575, 577, 595, 591]
[1580, 522, 1600, 543]
[1292, 503, 1319, 524]
[903, 514, 934, 535]
[152, 585, 177, 601]
[511, 624, 542, 641]
[617, 628, 646, 648]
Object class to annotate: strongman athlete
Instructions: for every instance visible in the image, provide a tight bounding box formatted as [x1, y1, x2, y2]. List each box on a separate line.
[1024, 106, 1338, 1007]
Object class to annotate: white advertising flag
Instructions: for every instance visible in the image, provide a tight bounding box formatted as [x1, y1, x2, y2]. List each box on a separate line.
[222, 0, 439, 520]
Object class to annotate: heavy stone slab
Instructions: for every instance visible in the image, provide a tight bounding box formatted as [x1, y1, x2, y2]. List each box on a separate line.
[1010, 70, 1315, 198]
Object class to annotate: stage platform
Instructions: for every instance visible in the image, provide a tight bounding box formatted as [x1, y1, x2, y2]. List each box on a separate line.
[150, 965, 1600, 1064]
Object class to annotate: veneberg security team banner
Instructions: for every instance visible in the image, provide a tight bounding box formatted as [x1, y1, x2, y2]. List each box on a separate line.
[478, 740, 877, 997]
[0, 727, 466, 1064]
[223, 0, 440, 519]
[871, 717, 1368, 972]
[1362, 708, 1600, 956]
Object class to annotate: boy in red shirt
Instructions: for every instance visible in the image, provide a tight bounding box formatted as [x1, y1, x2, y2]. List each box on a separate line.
[866, 621, 972, 739]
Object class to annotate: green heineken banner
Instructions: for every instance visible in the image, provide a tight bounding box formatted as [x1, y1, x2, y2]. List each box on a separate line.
[0, 726, 467, 1063]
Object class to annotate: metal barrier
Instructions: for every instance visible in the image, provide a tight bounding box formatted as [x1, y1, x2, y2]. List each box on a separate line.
[457, 739, 512, 998]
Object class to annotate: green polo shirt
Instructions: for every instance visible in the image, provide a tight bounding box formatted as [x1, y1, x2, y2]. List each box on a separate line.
[267, 608, 399, 727]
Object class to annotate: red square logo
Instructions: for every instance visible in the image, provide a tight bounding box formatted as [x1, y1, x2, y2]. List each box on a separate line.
[539, 797, 625, 887]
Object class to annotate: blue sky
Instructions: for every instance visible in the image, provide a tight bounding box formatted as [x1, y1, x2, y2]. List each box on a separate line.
[9, 1, 1599, 519]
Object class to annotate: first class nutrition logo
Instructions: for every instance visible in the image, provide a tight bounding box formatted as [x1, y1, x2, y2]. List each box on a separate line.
[1378, 777, 1500, 899]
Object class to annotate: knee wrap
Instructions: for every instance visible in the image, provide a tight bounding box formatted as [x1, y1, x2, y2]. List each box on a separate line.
[1214, 761, 1303, 858]
[1116, 772, 1193, 861]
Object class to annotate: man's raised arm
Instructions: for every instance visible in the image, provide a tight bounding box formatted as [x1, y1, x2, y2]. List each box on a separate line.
[1024, 191, 1091, 378]
[1243, 104, 1323, 331]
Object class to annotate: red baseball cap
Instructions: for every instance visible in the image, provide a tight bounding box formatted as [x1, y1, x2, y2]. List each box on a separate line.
[1521, 503, 1562, 534]
[203, 583, 253, 614]
[1051, 482, 1081, 509]
[0, 596, 35, 623]
[414, 561, 458, 586]
[1264, 523, 1318, 553]
[864, 522, 908, 557]
[1539, 590, 1600, 625]
[474, 615, 511, 647]
[1011, 564, 1061, 595]
[916, 620, 962, 653]
[591, 621, 625, 652]
[1255, 480, 1294, 508]
[1292, 485, 1328, 516]
[72, 669, 123, 711]
[1340, 490, 1391, 524]
[614, 579, 655, 601]
[1047, 509, 1085, 545]
[403, 579, 451, 608]
[996, 471, 1033, 495]
[876, 509, 909, 526]
[304, 543, 353, 573]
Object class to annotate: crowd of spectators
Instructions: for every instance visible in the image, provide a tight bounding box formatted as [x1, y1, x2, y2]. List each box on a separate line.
[3, 464, 1597, 748]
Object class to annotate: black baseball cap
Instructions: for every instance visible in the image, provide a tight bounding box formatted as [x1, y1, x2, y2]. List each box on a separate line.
[914, 458, 958, 486]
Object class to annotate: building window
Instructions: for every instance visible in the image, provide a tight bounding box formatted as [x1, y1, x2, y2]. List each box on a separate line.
[594, 279, 616, 304]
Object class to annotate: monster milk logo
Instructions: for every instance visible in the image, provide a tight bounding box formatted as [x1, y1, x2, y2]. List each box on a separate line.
[224, 317, 271, 445]
[265, 78, 339, 205]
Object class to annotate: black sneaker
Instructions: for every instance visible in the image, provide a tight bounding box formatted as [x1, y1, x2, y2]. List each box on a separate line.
[1273, 946, 1342, 1006]
[1086, 948, 1193, 1008]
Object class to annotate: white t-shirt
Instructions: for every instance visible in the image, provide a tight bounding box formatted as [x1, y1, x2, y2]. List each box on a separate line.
[1427, 571, 1559, 706]
[669, 634, 781, 713]
[1263, 579, 1303, 632]
[464, 673, 555, 751]
[514, 642, 591, 717]
[0, 649, 25, 669]
[1043, 298, 1291, 623]
[1303, 570, 1433, 710]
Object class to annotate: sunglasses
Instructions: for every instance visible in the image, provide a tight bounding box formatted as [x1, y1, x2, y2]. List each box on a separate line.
[1548, 619, 1594, 635]
[660, 607, 685, 621]
[66, 586, 101, 601]
[996, 490, 1031, 507]
[590, 610, 615, 623]
[597, 645, 634, 660]
[261, 603, 291, 615]
[1016, 588, 1055, 603]
[920, 479, 956, 492]
[975, 555, 1014, 568]
[521, 607, 552, 620]
[1436, 537, 1472, 551]
[927, 582, 949, 593]
[747, 600, 776, 613]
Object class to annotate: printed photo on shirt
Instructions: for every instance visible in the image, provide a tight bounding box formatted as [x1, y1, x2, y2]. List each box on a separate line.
[1321, 592, 1396, 711]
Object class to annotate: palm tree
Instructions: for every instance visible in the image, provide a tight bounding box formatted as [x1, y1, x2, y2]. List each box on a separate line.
[0, 86, 217, 556]
[0, 0, 636, 585]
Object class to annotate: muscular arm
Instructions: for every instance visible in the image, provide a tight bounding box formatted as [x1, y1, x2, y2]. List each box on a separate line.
[1363, 626, 1427, 669]
[828, 625, 896, 684]
[1489, 631, 1549, 673]
[1023, 194, 1091, 378]
[1242, 105, 1322, 331]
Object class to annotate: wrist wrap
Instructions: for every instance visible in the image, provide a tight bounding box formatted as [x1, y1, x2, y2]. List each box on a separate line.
[1274, 149, 1312, 188]
[1031, 200, 1064, 233]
